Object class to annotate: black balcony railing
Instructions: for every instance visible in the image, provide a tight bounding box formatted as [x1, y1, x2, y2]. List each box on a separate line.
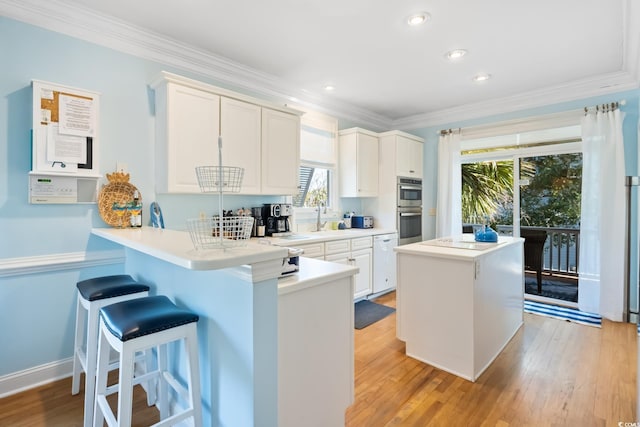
[491, 225, 580, 278]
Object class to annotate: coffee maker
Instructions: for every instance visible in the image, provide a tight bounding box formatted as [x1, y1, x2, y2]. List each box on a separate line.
[250, 207, 265, 237]
[262, 203, 293, 236]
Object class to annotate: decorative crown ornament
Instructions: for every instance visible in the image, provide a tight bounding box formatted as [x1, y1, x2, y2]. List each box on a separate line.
[105, 171, 131, 183]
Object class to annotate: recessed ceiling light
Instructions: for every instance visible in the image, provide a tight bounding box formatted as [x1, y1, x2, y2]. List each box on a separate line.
[323, 84, 335, 92]
[407, 12, 430, 26]
[445, 49, 467, 61]
[472, 73, 492, 83]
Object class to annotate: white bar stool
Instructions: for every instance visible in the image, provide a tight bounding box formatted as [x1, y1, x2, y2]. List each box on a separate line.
[94, 295, 203, 427]
[72, 275, 153, 427]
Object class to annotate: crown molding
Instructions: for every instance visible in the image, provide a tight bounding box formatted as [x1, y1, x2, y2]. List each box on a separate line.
[393, 71, 639, 130]
[0, 0, 391, 130]
[1, 0, 636, 132]
[623, 0, 640, 83]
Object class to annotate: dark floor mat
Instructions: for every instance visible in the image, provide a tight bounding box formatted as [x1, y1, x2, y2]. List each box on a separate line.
[354, 300, 395, 329]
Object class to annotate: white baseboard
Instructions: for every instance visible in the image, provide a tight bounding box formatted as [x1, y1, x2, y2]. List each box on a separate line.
[0, 358, 73, 399]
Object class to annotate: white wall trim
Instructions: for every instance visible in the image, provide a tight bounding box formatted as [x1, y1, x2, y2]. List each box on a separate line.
[394, 71, 639, 130]
[0, 0, 391, 131]
[623, 0, 640, 83]
[0, 249, 125, 278]
[1, 0, 637, 131]
[0, 358, 73, 399]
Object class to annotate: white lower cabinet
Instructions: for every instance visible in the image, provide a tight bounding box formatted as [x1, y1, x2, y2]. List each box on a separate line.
[284, 235, 375, 299]
[351, 248, 372, 300]
[293, 242, 325, 259]
[324, 236, 372, 299]
[324, 252, 350, 265]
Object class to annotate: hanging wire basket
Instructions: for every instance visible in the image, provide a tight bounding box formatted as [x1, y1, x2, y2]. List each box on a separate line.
[189, 136, 250, 250]
[187, 216, 254, 249]
[195, 166, 244, 193]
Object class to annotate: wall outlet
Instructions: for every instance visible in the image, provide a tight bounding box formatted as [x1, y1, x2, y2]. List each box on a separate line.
[116, 162, 128, 174]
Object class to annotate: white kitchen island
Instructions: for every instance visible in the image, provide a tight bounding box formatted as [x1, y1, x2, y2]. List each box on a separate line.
[395, 235, 524, 382]
[91, 226, 358, 427]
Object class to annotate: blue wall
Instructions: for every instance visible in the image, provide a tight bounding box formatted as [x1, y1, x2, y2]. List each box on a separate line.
[0, 17, 372, 381]
[1, 14, 639, 385]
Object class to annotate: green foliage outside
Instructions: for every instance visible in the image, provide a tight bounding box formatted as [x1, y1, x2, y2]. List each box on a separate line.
[462, 153, 582, 229]
[461, 160, 518, 227]
[518, 154, 582, 228]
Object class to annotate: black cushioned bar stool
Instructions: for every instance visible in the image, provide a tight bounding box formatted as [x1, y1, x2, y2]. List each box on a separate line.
[94, 295, 202, 427]
[72, 275, 153, 427]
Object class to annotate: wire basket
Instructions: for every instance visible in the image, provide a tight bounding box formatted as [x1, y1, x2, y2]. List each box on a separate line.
[187, 216, 254, 249]
[195, 166, 244, 193]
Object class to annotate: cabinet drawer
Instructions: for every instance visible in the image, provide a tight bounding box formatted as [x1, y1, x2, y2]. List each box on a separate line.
[351, 236, 373, 251]
[324, 253, 351, 264]
[325, 239, 351, 255]
[293, 242, 325, 259]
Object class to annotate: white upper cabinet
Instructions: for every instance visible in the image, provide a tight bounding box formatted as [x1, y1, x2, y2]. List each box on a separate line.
[154, 81, 220, 193]
[379, 131, 424, 178]
[338, 128, 379, 197]
[220, 97, 261, 194]
[261, 108, 300, 195]
[151, 72, 301, 195]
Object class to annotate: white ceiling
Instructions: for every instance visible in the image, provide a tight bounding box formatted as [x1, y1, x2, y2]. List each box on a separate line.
[2, 0, 639, 129]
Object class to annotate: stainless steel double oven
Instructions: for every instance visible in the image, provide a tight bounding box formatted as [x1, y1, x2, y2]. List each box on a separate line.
[397, 177, 422, 245]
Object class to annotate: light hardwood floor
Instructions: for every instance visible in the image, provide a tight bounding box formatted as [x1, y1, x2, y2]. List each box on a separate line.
[346, 292, 637, 426]
[0, 291, 636, 426]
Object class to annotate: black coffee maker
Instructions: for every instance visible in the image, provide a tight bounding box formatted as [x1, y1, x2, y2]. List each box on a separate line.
[262, 203, 293, 236]
[250, 207, 265, 237]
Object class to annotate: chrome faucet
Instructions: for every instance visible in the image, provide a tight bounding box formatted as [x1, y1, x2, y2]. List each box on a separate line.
[316, 201, 327, 231]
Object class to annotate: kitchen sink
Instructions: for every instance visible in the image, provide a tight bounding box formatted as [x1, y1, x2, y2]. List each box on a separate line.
[276, 234, 312, 241]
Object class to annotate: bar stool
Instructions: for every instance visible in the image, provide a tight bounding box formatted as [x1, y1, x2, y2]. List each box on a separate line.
[71, 275, 153, 427]
[94, 295, 203, 427]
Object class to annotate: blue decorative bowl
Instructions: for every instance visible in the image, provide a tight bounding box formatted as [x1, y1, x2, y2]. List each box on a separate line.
[475, 226, 498, 243]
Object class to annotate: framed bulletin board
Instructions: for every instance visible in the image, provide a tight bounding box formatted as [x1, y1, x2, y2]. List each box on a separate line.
[31, 80, 100, 176]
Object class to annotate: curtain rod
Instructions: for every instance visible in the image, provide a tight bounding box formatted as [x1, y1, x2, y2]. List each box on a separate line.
[439, 128, 461, 136]
[584, 99, 625, 115]
[436, 99, 627, 135]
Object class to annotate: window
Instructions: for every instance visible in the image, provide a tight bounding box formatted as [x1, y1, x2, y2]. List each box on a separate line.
[292, 107, 338, 210]
[294, 166, 331, 207]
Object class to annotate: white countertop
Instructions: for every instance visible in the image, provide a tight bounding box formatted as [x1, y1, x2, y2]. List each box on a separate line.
[277, 257, 359, 295]
[395, 235, 523, 260]
[92, 227, 288, 270]
[262, 228, 397, 246]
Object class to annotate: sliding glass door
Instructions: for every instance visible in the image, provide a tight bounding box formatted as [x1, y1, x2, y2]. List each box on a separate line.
[462, 147, 582, 303]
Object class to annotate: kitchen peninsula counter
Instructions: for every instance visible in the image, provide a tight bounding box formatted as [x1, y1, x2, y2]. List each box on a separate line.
[91, 226, 358, 427]
[92, 226, 289, 271]
[395, 235, 524, 382]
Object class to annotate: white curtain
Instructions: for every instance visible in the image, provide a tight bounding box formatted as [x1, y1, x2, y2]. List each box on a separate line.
[436, 132, 462, 237]
[578, 108, 626, 321]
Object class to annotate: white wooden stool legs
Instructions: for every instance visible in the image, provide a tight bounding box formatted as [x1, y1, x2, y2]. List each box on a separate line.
[72, 292, 87, 395]
[71, 275, 151, 427]
[93, 296, 202, 427]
